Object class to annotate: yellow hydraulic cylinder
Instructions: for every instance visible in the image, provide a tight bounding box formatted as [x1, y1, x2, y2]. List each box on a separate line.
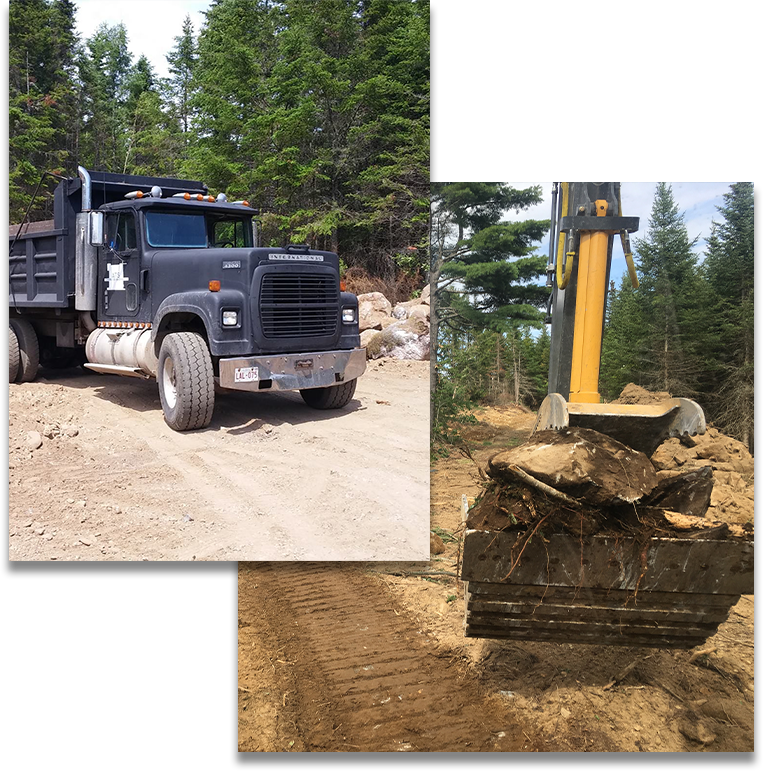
[569, 200, 609, 403]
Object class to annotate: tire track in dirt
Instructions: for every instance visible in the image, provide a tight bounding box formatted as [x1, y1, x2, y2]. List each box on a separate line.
[239, 563, 538, 752]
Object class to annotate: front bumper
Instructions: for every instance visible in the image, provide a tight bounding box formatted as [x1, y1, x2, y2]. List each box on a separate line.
[217, 348, 366, 392]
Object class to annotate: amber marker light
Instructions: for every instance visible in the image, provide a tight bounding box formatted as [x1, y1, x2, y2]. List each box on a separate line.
[209, 280, 221, 292]
[340, 279, 346, 291]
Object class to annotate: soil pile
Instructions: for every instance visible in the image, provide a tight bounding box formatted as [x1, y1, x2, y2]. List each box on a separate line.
[610, 383, 754, 527]
[652, 428, 754, 526]
[614, 383, 672, 405]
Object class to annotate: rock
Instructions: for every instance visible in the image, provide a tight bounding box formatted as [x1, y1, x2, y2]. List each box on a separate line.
[407, 304, 430, 323]
[63, 425, 79, 437]
[360, 328, 381, 352]
[25, 431, 43, 450]
[678, 714, 716, 745]
[366, 320, 428, 360]
[643, 466, 714, 517]
[357, 291, 392, 332]
[79, 537, 92, 546]
[35, 528, 45, 536]
[380, 316, 399, 330]
[488, 427, 658, 506]
[421, 282, 431, 305]
[42, 423, 61, 439]
[388, 332, 430, 361]
[391, 304, 408, 320]
[430, 532, 445, 554]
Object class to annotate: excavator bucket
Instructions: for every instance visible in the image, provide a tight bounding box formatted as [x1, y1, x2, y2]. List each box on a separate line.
[462, 531, 753, 647]
[460, 183, 753, 648]
[533, 392, 707, 457]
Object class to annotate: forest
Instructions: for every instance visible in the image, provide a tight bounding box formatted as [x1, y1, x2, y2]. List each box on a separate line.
[432, 182, 754, 454]
[8, 0, 429, 293]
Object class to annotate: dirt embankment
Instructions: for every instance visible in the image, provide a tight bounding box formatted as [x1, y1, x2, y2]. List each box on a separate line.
[8, 359, 430, 561]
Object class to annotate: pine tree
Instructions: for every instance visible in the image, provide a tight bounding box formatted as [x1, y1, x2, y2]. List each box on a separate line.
[703, 183, 754, 450]
[187, 0, 283, 197]
[9, 0, 78, 220]
[431, 182, 550, 433]
[430, 182, 549, 339]
[629, 183, 707, 395]
[78, 23, 134, 171]
[600, 276, 647, 399]
[166, 14, 197, 139]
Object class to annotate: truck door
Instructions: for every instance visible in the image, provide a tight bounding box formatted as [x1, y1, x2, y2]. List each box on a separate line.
[100, 211, 141, 319]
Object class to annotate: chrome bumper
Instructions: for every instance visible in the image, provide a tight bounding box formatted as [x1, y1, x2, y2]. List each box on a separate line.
[217, 348, 366, 392]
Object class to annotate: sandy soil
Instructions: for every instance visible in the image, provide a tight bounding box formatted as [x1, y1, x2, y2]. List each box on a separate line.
[8, 358, 430, 561]
[238, 404, 753, 753]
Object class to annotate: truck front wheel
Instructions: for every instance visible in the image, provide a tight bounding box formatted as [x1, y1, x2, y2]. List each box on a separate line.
[157, 332, 215, 431]
[300, 379, 357, 410]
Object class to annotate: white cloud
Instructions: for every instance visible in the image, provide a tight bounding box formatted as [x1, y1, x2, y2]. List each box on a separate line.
[75, 0, 210, 78]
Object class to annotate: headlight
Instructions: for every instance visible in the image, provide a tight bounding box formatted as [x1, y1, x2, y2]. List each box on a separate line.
[222, 310, 239, 326]
[342, 307, 356, 323]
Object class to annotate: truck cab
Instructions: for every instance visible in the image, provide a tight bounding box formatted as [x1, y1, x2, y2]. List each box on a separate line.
[9, 167, 365, 431]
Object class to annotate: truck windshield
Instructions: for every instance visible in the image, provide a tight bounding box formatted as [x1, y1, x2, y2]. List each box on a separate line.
[144, 212, 253, 248]
[145, 212, 207, 248]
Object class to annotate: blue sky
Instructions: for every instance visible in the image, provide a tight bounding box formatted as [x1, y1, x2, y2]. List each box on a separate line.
[503, 182, 735, 287]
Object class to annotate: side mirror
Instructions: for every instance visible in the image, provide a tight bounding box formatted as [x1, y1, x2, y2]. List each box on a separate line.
[88, 211, 105, 246]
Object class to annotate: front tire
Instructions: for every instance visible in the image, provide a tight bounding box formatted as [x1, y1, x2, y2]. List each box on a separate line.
[157, 332, 215, 431]
[300, 379, 357, 409]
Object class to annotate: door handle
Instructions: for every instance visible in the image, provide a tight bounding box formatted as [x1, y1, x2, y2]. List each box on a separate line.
[140, 269, 149, 292]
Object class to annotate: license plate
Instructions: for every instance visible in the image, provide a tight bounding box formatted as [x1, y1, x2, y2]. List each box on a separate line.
[234, 366, 259, 383]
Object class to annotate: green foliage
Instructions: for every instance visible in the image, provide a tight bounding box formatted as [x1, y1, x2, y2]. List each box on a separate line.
[8, 0, 429, 285]
[9, 0, 77, 219]
[702, 183, 754, 450]
[430, 182, 551, 451]
[600, 182, 754, 451]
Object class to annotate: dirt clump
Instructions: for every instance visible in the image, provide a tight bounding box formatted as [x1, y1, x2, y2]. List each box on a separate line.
[467, 425, 752, 543]
[488, 427, 658, 505]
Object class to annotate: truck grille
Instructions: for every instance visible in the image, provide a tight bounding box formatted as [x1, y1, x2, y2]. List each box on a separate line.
[259, 273, 339, 339]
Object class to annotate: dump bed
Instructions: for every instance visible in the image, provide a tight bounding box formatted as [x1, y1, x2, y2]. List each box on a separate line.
[9, 180, 71, 308]
[9, 170, 207, 309]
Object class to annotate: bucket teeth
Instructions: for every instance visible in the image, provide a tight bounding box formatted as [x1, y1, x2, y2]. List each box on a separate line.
[534, 393, 706, 456]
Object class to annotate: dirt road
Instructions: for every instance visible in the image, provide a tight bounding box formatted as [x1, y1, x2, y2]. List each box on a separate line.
[238, 562, 539, 752]
[8, 359, 429, 561]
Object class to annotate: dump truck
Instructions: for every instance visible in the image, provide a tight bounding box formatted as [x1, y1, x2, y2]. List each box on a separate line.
[461, 183, 754, 648]
[9, 167, 365, 430]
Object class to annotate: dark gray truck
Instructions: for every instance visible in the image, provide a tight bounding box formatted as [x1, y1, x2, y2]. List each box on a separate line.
[9, 167, 365, 430]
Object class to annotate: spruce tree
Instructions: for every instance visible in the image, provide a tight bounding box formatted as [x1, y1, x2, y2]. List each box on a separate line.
[166, 14, 197, 138]
[600, 276, 647, 398]
[629, 183, 707, 395]
[9, 0, 78, 219]
[703, 183, 754, 450]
